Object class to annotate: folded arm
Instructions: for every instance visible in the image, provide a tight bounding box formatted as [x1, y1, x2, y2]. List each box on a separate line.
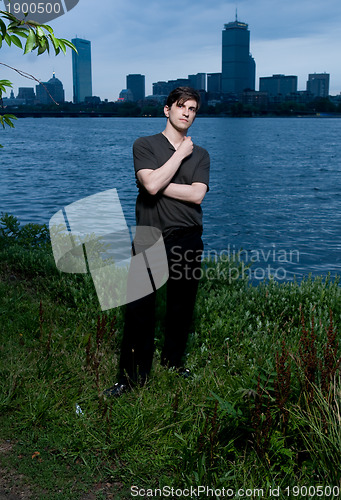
[136, 136, 193, 195]
[162, 182, 208, 205]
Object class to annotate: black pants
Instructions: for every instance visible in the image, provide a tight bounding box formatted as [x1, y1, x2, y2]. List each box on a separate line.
[118, 227, 203, 384]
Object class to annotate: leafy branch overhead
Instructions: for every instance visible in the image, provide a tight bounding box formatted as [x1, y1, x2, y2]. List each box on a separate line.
[0, 9, 76, 145]
[0, 9, 76, 55]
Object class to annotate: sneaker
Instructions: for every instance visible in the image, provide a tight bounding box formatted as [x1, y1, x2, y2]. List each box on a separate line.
[179, 368, 191, 379]
[103, 382, 129, 398]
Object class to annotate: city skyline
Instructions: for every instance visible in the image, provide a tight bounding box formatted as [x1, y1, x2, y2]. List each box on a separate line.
[1, 0, 341, 101]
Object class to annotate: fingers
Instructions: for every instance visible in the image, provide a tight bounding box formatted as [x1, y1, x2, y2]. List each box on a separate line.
[178, 138, 193, 159]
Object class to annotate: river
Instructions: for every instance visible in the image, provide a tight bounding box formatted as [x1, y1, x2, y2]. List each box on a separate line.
[1, 116, 341, 281]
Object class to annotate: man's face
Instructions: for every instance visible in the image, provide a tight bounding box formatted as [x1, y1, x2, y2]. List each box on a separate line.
[164, 99, 198, 133]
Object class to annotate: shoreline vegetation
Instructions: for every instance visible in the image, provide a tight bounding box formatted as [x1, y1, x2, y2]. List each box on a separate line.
[1, 214, 341, 498]
[3, 97, 341, 119]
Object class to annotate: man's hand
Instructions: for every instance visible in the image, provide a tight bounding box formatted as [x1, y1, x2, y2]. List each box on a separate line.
[136, 136, 194, 196]
[177, 136, 193, 160]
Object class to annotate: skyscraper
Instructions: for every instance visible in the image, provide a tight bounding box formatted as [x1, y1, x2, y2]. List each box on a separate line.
[72, 37, 92, 103]
[126, 74, 145, 101]
[222, 16, 255, 95]
[307, 73, 330, 98]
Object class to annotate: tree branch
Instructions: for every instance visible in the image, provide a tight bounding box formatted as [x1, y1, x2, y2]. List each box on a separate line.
[0, 61, 59, 105]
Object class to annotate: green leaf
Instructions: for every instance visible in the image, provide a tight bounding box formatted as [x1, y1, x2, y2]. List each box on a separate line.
[60, 39, 77, 52]
[49, 33, 59, 52]
[24, 28, 36, 54]
[0, 80, 13, 87]
[58, 39, 66, 54]
[0, 80, 12, 92]
[0, 114, 17, 129]
[36, 26, 44, 39]
[4, 32, 11, 46]
[4, 116, 15, 128]
[10, 34, 22, 48]
[0, 10, 18, 22]
[42, 24, 54, 35]
[37, 39, 47, 55]
[9, 29, 29, 39]
[0, 18, 6, 37]
[7, 20, 23, 30]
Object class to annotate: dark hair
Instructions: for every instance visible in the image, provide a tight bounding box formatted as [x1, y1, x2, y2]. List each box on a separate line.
[165, 87, 201, 111]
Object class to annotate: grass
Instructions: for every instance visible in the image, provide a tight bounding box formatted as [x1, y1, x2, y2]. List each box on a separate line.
[1, 214, 341, 498]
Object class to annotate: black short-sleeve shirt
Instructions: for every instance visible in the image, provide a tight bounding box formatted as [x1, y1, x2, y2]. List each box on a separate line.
[133, 132, 210, 234]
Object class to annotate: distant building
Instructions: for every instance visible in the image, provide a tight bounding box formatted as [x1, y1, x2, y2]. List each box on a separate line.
[126, 74, 145, 101]
[119, 89, 134, 102]
[152, 81, 170, 96]
[17, 87, 35, 104]
[188, 73, 206, 91]
[145, 94, 167, 104]
[169, 78, 191, 89]
[36, 73, 65, 104]
[307, 73, 330, 98]
[207, 73, 222, 93]
[329, 94, 341, 105]
[259, 74, 298, 102]
[2, 89, 24, 106]
[152, 78, 190, 96]
[286, 91, 314, 103]
[222, 17, 256, 95]
[242, 90, 268, 108]
[85, 96, 101, 104]
[72, 37, 92, 103]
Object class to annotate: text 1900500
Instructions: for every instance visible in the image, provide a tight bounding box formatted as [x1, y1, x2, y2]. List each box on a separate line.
[283, 486, 340, 497]
[6, 2, 61, 15]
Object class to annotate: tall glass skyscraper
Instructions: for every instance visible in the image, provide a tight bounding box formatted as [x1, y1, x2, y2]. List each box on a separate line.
[72, 37, 92, 103]
[222, 18, 255, 95]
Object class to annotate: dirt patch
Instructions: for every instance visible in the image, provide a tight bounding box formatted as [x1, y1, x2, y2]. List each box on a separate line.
[0, 441, 34, 499]
[0, 441, 129, 499]
[0, 466, 34, 499]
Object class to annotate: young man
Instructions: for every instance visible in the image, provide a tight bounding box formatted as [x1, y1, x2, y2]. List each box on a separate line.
[105, 87, 210, 397]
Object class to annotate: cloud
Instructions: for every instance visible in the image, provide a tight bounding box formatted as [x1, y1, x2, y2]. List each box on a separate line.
[243, 0, 341, 40]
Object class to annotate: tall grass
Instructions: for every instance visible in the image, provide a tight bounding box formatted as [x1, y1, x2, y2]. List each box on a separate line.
[1, 214, 341, 498]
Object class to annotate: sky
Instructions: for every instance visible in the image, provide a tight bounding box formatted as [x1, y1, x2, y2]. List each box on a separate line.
[1, 0, 341, 102]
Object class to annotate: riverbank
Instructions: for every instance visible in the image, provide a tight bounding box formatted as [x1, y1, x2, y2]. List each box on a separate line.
[1, 216, 341, 498]
[5, 109, 341, 118]
[4, 96, 341, 119]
